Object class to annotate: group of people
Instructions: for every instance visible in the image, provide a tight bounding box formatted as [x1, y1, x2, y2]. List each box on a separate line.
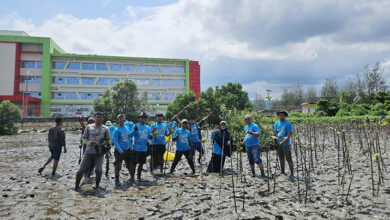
[38, 110, 295, 192]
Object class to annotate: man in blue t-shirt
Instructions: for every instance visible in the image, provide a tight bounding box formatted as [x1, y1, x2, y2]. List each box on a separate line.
[113, 114, 135, 186]
[241, 114, 265, 177]
[150, 113, 170, 173]
[188, 113, 211, 165]
[170, 119, 196, 174]
[131, 112, 152, 180]
[274, 111, 294, 180]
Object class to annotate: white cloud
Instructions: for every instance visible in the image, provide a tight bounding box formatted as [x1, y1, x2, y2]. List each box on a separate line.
[1, 0, 390, 98]
[102, 0, 111, 7]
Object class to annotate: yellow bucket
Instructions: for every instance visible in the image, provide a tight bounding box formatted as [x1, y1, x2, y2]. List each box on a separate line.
[163, 151, 175, 161]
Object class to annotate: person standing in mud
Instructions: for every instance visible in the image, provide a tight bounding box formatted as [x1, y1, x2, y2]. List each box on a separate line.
[207, 121, 232, 173]
[150, 113, 170, 173]
[113, 114, 134, 187]
[75, 112, 110, 191]
[241, 114, 265, 177]
[131, 112, 152, 181]
[170, 119, 196, 174]
[38, 117, 67, 176]
[274, 111, 294, 180]
[79, 117, 96, 180]
[188, 113, 211, 165]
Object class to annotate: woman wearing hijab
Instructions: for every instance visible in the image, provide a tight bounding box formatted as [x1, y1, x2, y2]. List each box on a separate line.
[207, 121, 232, 173]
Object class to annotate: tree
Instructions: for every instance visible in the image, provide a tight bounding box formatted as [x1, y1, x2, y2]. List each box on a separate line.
[214, 82, 253, 111]
[0, 100, 22, 135]
[166, 91, 206, 119]
[341, 77, 358, 104]
[315, 99, 339, 116]
[364, 62, 387, 95]
[253, 93, 266, 110]
[320, 78, 339, 100]
[280, 84, 304, 108]
[93, 79, 147, 122]
[304, 86, 318, 103]
[166, 82, 253, 126]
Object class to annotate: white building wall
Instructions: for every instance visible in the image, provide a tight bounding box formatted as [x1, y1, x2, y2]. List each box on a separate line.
[0, 43, 16, 95]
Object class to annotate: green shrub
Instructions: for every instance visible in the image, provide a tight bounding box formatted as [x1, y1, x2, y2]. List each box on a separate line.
[0, 101, 22, 135]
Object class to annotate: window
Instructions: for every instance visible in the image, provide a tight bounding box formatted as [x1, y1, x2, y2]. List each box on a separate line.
[36, 77, 42, 84]
[136, 79, 149, 86]
[110, 78, 120, 85]
[149, 93, 161, 100]
[52, 76, 65, 84]
[30, 92, 41, 98]
[110, 64, 122, 71]
[81, 92, 95, 100]
[52, 62, 66, 69]
[67, 62, 80, 70]
[52, 92, 64, 99]
[161, 66, 185, 73]
[163, 93, 175, 101]
[65, 92, 79, 100]
[36, 61, 42, 69]
[137, 65, 160, 72]
[150, 79, 161, 86]
[96, 92, 104, 98]
[82, 77, 95, 85]
[96, 78, 109, 85]
[123, 64, 136, 71]
[82, 63, 95, 70]
[66, 77, 80, 84]
[172, 80, 185, 86]
[96, 63, 108, 70]
[21, 61, 35, 68]
[21, 76, 35, 83]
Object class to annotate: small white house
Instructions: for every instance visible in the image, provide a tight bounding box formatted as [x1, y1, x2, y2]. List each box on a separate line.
[301, 102, 317, 113]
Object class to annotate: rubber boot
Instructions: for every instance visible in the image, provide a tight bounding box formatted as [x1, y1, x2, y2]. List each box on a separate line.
[95, 175, 102, 189]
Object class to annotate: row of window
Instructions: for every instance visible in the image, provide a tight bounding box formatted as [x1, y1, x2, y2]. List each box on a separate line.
[51, 77, 185, 87]
[51, 92, 176, 101]
[23, 92, 41, 98]
[21, 76, 42, 84]
[52, 92, 104, 100]
[21, 61, 42, 69]
[52, 62, 185, 73]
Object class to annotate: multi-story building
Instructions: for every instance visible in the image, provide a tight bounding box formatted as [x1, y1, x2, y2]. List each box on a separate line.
[0, 30, 200, 117]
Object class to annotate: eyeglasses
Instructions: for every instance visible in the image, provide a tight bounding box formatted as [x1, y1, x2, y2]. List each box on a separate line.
[244, 118, 251, 121]
[183, 122, 188, 124]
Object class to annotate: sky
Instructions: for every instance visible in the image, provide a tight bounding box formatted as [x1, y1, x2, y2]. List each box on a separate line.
[1, 0, 390, 99]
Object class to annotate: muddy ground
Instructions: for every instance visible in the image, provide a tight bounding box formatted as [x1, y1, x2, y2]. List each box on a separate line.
[0, 130, 389, 219]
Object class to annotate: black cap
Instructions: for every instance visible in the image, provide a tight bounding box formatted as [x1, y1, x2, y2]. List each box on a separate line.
[277, 111, 288, 117]
[94, 111, 104, 116]
[138, 112, 148, 118]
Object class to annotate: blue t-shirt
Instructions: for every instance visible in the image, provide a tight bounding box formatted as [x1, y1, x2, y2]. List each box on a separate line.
[108, 125, 116, 143]
[211, 133, 224, 155]
[244, 123, 260, 147]
[274, 120, 293, 146]
[173, 128, 191, 151]
[133, 123, 151, 152]
[190, 123, 201, 143]
[150, 122, 169, 145]
[124, 121, 135, 130]
[113, 126, 134, 152]
[170, 121, 177, 131]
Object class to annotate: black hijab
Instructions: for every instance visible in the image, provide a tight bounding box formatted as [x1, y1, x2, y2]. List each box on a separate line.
[213, 125, 232, 157]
